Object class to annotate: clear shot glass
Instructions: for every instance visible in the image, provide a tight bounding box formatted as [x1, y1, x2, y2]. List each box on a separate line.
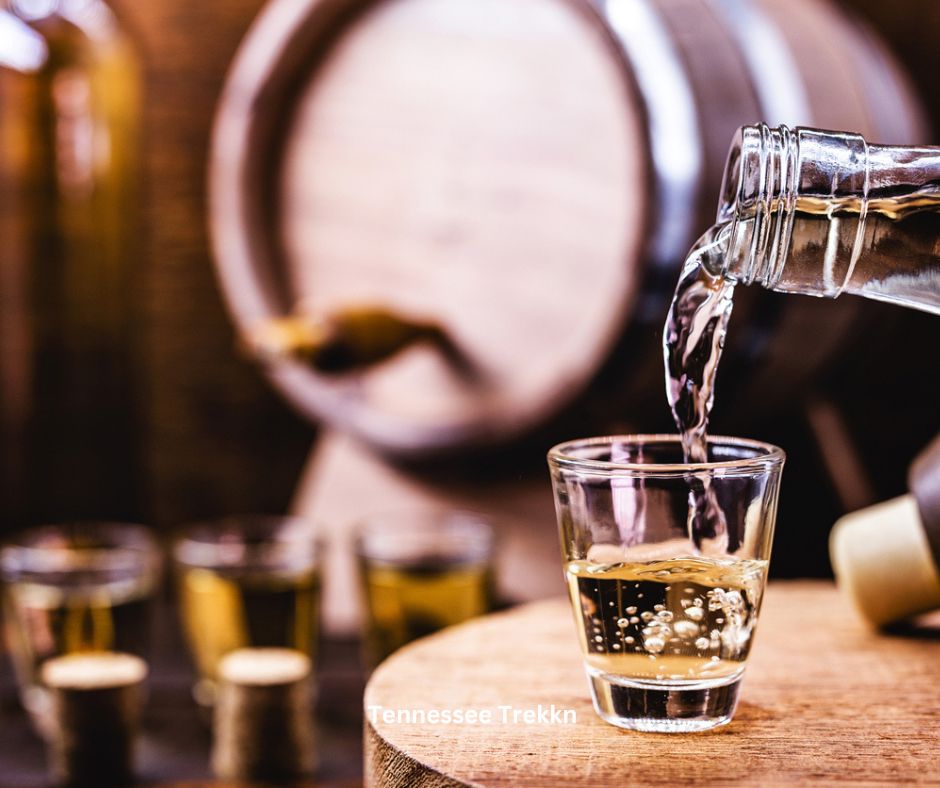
[548, 435, 784, 732]
[0, 522, 160, 729]
[356, 510, 495, 666]
[172, 515, 321, 706]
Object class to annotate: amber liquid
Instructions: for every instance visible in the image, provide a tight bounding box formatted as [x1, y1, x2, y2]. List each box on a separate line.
[360, 557, 492, 665]
[566, 556, 766, 683]
[177, 567, 320, 703]
[2, 577, 152, 718]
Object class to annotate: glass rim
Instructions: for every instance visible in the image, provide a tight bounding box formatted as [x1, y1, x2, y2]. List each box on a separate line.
[0, 521, 158, 577]
[171, 514, 321, 568]
[547, 434, 785, 476]
[354, 508, 495, 562]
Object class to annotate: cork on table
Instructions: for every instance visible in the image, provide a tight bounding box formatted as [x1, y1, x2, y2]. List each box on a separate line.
[0, 626, 365, 786]
[365, 581, 940, 786]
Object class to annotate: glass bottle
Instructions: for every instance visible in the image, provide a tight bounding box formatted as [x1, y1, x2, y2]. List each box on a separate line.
[0, 0, 141, 525]
[712, 123, 940, 315]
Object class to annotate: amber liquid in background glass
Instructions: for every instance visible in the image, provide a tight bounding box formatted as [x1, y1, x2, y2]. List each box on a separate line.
[2, 577, 153, 717]
[360, 556, 492, 665]
[177, 567, 320, 703]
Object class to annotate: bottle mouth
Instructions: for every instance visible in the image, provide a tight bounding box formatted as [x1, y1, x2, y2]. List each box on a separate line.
[717, 126, 749, 225]
[716, 124, 799, 287]
[716, 124, 870, 293]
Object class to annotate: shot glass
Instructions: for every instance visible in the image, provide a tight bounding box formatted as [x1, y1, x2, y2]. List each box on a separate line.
[356, 510, 495, 665]
[548, 435, 784, 732]
[172, 515, 321, 706]
[0, 522, 160, 728]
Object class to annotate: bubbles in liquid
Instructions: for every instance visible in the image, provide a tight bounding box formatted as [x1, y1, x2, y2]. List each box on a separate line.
[568, 556, 767, 681]
[707, 589, 725, 611]
[674, 620, 699, 639]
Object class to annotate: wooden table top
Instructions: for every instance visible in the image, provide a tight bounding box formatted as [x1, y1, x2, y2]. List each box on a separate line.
[365, 581, 940, 787]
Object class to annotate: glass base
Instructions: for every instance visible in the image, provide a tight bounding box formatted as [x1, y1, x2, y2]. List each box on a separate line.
[586, 666, 743, 733]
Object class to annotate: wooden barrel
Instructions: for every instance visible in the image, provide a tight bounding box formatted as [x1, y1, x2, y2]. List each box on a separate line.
[209, 0, 927, 458]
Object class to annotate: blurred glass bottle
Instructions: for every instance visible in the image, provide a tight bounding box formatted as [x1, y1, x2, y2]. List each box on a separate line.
[0, 0, 141, 525]
[713, 123, 940, 315]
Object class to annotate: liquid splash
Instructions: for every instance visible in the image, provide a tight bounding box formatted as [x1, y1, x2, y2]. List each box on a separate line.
[663, 224, 734, 551]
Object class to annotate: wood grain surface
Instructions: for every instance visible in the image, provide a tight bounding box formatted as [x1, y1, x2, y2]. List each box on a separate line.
[365, 581, 940, 786]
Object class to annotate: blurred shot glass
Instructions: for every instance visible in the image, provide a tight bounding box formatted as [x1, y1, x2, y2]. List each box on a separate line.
[356, 510, 495, 666]
[172, 515, 321, 706]
[0, 522, 159, 730]
[548, 435, 784, 732]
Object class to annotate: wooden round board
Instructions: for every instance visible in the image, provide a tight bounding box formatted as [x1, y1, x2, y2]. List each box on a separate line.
[365, 581, 940, 786]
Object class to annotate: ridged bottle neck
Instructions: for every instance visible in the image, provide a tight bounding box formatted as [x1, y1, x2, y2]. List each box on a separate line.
[717, 124, 870, 296]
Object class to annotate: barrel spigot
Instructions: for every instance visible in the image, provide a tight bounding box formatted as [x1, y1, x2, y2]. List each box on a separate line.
[246, 306, 477, 377]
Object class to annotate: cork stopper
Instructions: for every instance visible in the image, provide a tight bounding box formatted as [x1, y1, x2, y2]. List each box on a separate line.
[910, 432, 940, 565]
[830, 495, 940, 627]
[41, 652, 148, 787]
[211, 647, 316, 780]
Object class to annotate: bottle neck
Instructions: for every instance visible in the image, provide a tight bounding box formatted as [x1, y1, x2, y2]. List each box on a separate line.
[717, 124, 940, 312]
[717, 124, 869, 295]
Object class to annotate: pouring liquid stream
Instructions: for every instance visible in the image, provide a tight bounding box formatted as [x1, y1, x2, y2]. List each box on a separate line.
[663, 223, 736, 553]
